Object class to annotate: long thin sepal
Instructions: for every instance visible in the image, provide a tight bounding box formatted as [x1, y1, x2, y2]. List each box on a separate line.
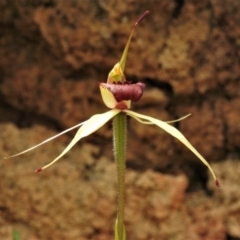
[36, 109, 120, 172]
[107, 11, 149, 84]
[124, 110, 220, 187]
[165, 113, 191, 124]
[119, 11, 149, 72]
[129, 113, 191, 125]
[4, 122, 86, 159]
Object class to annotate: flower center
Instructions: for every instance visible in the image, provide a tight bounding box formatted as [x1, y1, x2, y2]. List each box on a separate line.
[101, 82, 145, 102]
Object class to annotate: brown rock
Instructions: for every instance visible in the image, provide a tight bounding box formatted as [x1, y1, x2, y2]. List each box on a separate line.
[0, 1, 240, 239]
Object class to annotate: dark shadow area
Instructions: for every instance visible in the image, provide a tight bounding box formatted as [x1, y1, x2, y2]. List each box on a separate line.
[173, 0, 185, 18]
[227, 235, 240, 240]
[0, 94, 61, 131]
[143, 77, 174, 97]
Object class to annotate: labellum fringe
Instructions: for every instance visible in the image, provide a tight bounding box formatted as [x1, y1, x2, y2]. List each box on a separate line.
[100, 82, 145, 102]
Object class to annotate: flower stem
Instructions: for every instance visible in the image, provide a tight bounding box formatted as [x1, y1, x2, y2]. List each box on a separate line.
[113, 112, 127, 240]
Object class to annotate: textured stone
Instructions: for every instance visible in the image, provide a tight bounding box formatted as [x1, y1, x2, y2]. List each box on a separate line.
[0, 0, 240, 239]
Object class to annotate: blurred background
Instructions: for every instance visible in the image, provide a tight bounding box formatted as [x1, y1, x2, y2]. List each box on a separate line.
[0, 0, 240, 239]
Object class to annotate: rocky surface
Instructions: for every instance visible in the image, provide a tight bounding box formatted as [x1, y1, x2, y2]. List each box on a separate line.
[0, 0, 240, 239]
[0, 124, 239, 240]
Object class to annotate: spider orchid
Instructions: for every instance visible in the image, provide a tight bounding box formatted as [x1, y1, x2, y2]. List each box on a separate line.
[4, 11, 219, 239]
[4, 11, 219, 186]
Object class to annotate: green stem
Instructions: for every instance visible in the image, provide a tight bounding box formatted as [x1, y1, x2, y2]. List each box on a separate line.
[113, 112, 127, 240]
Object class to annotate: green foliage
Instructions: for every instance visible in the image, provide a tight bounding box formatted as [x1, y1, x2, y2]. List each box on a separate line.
[114, 218, 126, 240]
[12, 230, 21, 240]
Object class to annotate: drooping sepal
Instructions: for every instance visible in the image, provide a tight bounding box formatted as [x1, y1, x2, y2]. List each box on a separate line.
[124, 109, 219, 186]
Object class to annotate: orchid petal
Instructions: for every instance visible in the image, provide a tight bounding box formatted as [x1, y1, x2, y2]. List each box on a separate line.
[124, 110, 218, 184]
[129, 114, 153, 124]
[130, 113, 192, 125]
[165, 113, 191, 124]
[4, 121, 86, 159]
[37, 109, 120, 171]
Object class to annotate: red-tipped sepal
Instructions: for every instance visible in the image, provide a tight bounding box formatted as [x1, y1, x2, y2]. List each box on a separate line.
[35, 168, 43, 173]
[135, 11, 149, 26]
[215, 179, 220, 187]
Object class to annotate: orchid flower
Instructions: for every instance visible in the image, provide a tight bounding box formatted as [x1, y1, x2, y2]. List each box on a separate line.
[5, 11, 219, 240]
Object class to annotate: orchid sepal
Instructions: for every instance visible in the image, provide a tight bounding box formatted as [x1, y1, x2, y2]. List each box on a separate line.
[124, 109, 219, 186]
[36, 109, 120, 172]
[4, 109, 121, 172]
[4, 121, 86, 160]
[108, 11, 149, 85]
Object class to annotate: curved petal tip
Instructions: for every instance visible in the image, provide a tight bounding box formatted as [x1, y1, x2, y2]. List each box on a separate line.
[35, 168, 43, 173]
[215, 179, 220, 187]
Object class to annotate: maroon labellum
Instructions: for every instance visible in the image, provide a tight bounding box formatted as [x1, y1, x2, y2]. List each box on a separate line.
[100, 82, 145, 102]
